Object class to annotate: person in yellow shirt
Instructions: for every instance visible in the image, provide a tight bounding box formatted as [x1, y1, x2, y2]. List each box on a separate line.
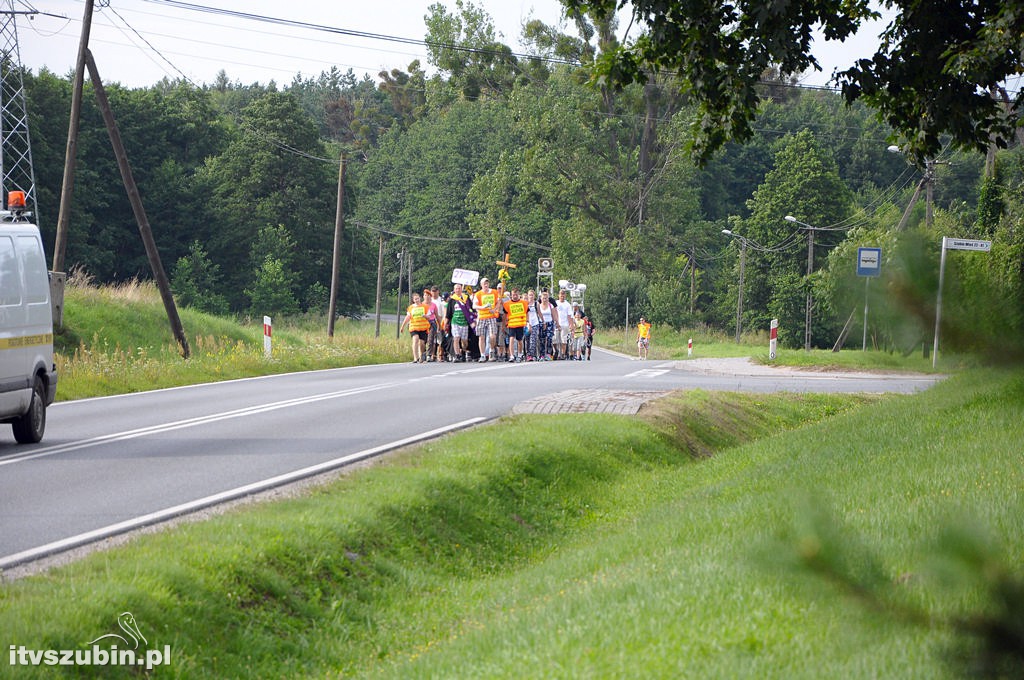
[400, 293, 431, 363]
[636, 317, 652, 360]
[473, 277, 501, 362]
[502, 286, 529, 362]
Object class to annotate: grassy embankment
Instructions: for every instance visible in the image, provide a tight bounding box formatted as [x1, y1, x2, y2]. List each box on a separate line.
[1, 279, 1020, 677]
[4, 280, 1016, 677]
[54, 279, 408, 400]
[56, 279, 950, 402]
[600, 324, 962, 372]
[1, 367, 1021, 677]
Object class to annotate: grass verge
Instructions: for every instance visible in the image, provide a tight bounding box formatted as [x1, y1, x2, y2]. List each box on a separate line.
[54, 280, 407, 400]
[2, 369, 1021, 678]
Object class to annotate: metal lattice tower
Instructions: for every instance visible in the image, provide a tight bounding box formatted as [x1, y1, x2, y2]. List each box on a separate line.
[0, 1, 38, 221]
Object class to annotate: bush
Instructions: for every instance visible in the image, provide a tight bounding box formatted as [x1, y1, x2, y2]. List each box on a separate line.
[171, 241, 230, 316]
[584, 264, 648, 329]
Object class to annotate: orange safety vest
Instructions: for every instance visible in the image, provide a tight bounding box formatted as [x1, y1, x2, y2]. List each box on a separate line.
[504, 299, 528, 328]
[474, 289, 500, 320]
[407, 303, 430, 332]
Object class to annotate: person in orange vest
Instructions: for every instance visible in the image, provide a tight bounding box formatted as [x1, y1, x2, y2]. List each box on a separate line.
[400, 292, 431, 363]
[502, 286, 529, 362]
[473, 277, 501, 362]
[636, 317, 652, 360]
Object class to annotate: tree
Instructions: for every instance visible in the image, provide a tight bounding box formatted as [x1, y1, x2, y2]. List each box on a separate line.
[736, 130, 853, 347]
[190, 91, 337, 310]
[584, 264, 648, 329]
[424, 0, 522, 102]
[172, 241, 230, 316]
[563, 0, 1024, 164]
[246, 255, 299, 319]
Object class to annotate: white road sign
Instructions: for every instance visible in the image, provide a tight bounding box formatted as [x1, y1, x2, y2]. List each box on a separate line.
[944, 238, 992, 252]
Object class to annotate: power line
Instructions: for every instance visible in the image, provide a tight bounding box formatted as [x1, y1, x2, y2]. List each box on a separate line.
[141, 0, 579, 67]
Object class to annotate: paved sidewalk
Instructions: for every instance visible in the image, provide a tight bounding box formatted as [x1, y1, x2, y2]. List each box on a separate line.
[512, 389, 668, 415]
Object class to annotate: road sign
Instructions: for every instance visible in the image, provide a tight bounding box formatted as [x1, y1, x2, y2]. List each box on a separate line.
[933, 237, 993, 368]
[944, 238, 992, 251]
[857, 247, 882, 277]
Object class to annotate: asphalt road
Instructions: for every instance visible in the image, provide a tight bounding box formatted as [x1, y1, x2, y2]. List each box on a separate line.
[0, 350, 942, 569]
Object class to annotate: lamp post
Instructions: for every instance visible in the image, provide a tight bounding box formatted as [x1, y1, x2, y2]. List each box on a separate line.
[887, 146, 946, 229]
[784, 215, 823, 351]
[722, 229, 747, 344]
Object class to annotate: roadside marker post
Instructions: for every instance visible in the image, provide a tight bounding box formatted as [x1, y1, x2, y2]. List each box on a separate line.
[933, 237, 992, 368]
[263, 316, 272, 358]
[769, 319, 778, 360]
[857, 247, 882, 351]
[688, 338, 693, 356]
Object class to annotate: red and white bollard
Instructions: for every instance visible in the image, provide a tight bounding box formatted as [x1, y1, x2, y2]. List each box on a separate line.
[688, 337, 693, 356]
[263, 316, 272, 358]
[769, 318, 778, 360]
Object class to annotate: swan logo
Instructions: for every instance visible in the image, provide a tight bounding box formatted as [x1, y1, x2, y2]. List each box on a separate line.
[7, 611, 171, 670]
[87, 611, 147, 649]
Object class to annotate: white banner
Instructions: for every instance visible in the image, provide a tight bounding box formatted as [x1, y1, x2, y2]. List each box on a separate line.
[451, 268, 479, 286]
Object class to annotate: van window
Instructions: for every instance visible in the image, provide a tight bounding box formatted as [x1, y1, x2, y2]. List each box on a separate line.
[17, 235, 49, 304]
[0, 235, 20, 306]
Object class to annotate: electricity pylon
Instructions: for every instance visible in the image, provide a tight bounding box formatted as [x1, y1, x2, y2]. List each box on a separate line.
[0, 1, 38, 220]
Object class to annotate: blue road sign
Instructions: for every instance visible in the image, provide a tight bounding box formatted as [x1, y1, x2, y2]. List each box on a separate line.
[857, 247, 882, 277]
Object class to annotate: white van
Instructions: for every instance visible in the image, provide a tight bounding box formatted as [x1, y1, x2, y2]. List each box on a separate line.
[0, 205, 57, 444]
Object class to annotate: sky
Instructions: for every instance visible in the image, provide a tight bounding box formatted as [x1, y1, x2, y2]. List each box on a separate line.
[12, 0, 888, 90]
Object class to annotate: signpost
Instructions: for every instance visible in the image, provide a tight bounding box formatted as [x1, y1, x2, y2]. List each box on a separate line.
[857, 247, 882, 350]
[933, 237, 992, 368]
[769, 319, 778, 360]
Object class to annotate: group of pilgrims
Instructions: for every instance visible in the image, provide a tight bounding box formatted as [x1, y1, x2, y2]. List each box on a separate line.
[400, 274, 594, 364]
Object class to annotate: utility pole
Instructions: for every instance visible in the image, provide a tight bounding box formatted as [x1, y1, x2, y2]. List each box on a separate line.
[85, 50, 189, 359]
[374, 234, 384, 338]
[805, 226, 814, 351]
[395, 246, 405, 340]
[407, 251, 413, 304]
[888, 146, 944, 229]
[722, 230, 747, 344]
[327, 154, 345, 338]
[785, 215, 823, 351]
[53, 0, 94, 273]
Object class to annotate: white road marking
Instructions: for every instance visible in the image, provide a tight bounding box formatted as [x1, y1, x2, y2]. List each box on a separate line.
[625, 369, 670, 379]
[0, 381, 404, 467]
[0, 417, 487, 569]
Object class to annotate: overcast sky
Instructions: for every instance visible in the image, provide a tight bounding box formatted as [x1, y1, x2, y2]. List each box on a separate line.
[14, 0, 886, 90]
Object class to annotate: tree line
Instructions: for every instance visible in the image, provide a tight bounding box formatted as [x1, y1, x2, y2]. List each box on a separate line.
[20, 1, 1024, 357]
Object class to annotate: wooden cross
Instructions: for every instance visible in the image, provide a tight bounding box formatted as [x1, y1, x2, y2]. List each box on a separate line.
[495, 251, 517, 271]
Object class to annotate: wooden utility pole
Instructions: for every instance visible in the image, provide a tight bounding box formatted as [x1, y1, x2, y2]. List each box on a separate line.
[52, 0, 94, 273]
[395, 245, 405, 340]
[327, 154, 345, 337]
[374, 234, 384, 337]
[85, 50, 190, 358]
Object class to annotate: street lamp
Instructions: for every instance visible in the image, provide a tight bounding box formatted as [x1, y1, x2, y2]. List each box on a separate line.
[784, 215, 823, 351]
[722, 229, 747, 344]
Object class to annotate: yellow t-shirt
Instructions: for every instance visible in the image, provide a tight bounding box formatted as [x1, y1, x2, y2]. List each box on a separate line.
[474, 290, 500, 320]
[504, 299, 528, 328]
[637, 322, 651, 340]
[407, 303, 430, 332]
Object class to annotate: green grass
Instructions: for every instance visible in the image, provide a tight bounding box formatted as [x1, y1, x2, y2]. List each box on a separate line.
[2, 370, 1021, 678]
[600, 324, 960, 373]
[54, 281, 957, 402]
[54, 280, 408, 400]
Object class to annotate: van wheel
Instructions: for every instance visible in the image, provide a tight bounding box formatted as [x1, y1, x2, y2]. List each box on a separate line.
[12, 377, 46, 444]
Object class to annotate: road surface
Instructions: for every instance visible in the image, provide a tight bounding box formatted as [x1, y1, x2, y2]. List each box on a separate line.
[0, 351, 942, 570]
